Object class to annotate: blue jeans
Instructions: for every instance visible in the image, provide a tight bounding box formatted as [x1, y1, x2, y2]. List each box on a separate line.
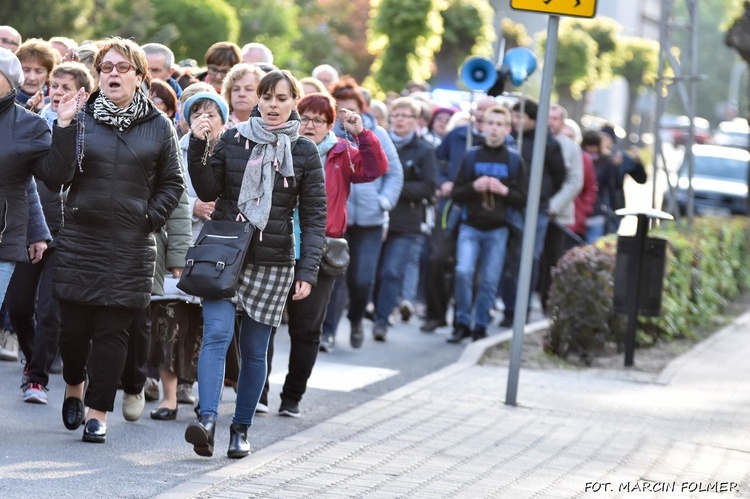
[0, 261, 16, 306]
[454, 224, 509, 330]
[197, 299, 272, 425]
[375, 232, 424, 325]
[401, 233, 429, 304]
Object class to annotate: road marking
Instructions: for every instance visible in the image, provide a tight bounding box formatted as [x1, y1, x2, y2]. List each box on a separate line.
[269, 362, 399, 392]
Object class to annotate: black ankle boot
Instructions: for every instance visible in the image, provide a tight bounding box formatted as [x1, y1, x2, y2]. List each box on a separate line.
[185, 414, 216, 457]
[227, 423, 251, 458]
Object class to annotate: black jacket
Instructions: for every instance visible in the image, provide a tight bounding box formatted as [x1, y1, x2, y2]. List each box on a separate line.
[187, 125, 327, 286]
[452, 143, 527, 230]
[0, 91, 72, 263]
[512, 128, 566, 210]
[53, 91, 185, 308]
[388, 133, 437, 234]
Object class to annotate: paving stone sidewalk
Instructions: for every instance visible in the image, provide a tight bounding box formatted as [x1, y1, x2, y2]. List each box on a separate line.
[156, 314, 750, 499]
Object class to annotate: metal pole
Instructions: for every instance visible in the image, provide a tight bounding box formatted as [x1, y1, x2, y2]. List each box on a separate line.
[650, 0, 670, 212]
[624, 214, 649, 367]
[506, 15, 559, 406]
[685, 0, 699, 231]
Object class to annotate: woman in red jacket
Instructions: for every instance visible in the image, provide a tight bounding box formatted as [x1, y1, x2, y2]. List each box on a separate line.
[260, 92, 388, 417]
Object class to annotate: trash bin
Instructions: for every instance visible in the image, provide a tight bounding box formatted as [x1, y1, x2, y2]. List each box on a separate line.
[613, 236, 667, 317]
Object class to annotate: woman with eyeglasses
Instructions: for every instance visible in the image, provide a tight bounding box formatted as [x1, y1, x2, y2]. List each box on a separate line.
[185, 70, 326, 459]
[53, 37, 184, 444]
[199, 42, 240, 93]
[258, 92, 387, 416]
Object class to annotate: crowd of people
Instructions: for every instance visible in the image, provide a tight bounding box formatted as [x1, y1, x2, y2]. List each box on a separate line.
[0, 26, 648, 456]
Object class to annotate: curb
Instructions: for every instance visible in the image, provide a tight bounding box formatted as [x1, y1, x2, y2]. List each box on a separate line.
[155, 318, 550, 499]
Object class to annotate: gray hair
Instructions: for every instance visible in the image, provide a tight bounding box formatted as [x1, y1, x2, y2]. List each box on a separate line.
[141, 43, 175, 70]
[240, 42, 274, 64]
[312, 64, 339, 82]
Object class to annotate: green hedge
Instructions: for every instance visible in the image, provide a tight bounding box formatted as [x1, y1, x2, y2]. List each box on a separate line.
[546, 217, 750, 361]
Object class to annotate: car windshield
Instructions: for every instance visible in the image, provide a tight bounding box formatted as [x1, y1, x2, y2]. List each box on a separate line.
[687, 155, 748, 181]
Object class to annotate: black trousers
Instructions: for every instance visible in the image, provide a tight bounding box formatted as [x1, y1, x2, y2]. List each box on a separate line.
[6, 249, 60, 386]
[59, 301, 138, 412]
[424, 224, 457, 324]
[263, 271, 336, 406]
[122, 305, 151, 395]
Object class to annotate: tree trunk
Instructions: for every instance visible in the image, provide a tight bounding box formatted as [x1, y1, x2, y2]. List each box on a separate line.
[624, 85, 639, 142]
[557, 86, 582, 124]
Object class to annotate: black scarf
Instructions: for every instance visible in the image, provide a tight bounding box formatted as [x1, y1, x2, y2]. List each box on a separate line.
[93, 90, 149, 131]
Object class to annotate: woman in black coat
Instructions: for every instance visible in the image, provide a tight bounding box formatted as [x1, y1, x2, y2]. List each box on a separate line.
[185, 70, 326, 459]
[54, 37, 184, 444]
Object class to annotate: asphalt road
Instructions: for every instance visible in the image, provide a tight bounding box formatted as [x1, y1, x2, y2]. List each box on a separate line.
[0, 313, 473, 498]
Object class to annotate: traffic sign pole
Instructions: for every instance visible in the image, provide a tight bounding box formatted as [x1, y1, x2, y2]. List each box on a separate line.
[505, 14, 560, 407]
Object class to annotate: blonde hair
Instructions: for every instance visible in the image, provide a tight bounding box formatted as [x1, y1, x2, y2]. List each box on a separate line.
[221, 63, 265, 113]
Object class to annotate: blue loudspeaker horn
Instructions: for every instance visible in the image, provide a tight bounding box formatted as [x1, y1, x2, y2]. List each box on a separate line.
[460, 56, 498, 92]
[503, 47, 537, 87]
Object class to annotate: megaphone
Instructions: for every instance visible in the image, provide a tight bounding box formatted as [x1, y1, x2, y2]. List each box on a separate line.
[503, 47, 537, 87]
[460, 56, 498, 92]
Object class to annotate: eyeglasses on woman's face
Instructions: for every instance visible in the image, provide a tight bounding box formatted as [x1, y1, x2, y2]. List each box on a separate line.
[300, 115, 328, 127]
[99, 61, 136, 74]
[207, 65, 231, 77]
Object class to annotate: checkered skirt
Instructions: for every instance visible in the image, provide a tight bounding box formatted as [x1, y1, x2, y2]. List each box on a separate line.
[236, 263, 295, 327]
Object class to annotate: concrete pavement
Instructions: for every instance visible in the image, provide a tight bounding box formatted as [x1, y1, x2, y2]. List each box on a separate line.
[156, 310, 750, 498]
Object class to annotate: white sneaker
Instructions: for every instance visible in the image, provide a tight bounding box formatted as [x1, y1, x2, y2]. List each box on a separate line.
[122, 389, 145, 422]
[255, 402, 269, 414]
[0, 329, 19, 361]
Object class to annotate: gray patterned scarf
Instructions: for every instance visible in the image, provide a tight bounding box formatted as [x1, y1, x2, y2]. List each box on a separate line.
[93, 90, 149, 131]
[235, 117, 299, 231]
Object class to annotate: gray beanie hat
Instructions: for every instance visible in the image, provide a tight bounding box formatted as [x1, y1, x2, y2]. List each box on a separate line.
[0, 47, 23, 90]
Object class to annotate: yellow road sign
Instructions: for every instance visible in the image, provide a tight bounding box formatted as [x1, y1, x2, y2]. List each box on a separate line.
[510, 0, 597, 18]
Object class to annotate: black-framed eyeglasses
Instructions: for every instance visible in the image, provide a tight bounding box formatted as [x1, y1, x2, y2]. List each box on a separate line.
[0, 37, 19, 48]
[300, 116, 328, 127]
[99, 61, 136, 74]
[207, 65, 231, 77]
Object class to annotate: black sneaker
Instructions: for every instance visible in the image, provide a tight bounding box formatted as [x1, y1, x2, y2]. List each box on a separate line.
[279, 399, 300, 418]
[447, 324, 472, 344]
[472, 327, 487, 341]
[350, 322, 364, 349]
[499, 312, 514, 329]
[420, 319, 448, 333]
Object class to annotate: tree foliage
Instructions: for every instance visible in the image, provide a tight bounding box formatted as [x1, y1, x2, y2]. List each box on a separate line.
[368, 0, 444, 93]
[670, 0, 744, 123]
[725, 1, 750, 121]
[3, 0, 95, 40]
[225, 0, 302, 71]
[431, 0, 495, 89]
[563, 16, 620, 91]
[613, 36, 660, 136]
[538, 25, 597, 116]
[93, 0, 239, 62]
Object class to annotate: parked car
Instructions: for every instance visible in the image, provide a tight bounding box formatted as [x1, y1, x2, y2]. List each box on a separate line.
[713, 118, 749, 149]
[665, 145, 749, 216]
[660, 114, 711, 145]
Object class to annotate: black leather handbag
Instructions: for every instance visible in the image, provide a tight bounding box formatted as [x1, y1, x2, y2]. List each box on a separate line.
[319, 236, 350, 276]
[177, 219, 254, 299]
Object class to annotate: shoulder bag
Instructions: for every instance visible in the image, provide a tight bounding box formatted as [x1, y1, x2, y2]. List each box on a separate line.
[177, 218, 254, 299]
[319, 236, 350, 276]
